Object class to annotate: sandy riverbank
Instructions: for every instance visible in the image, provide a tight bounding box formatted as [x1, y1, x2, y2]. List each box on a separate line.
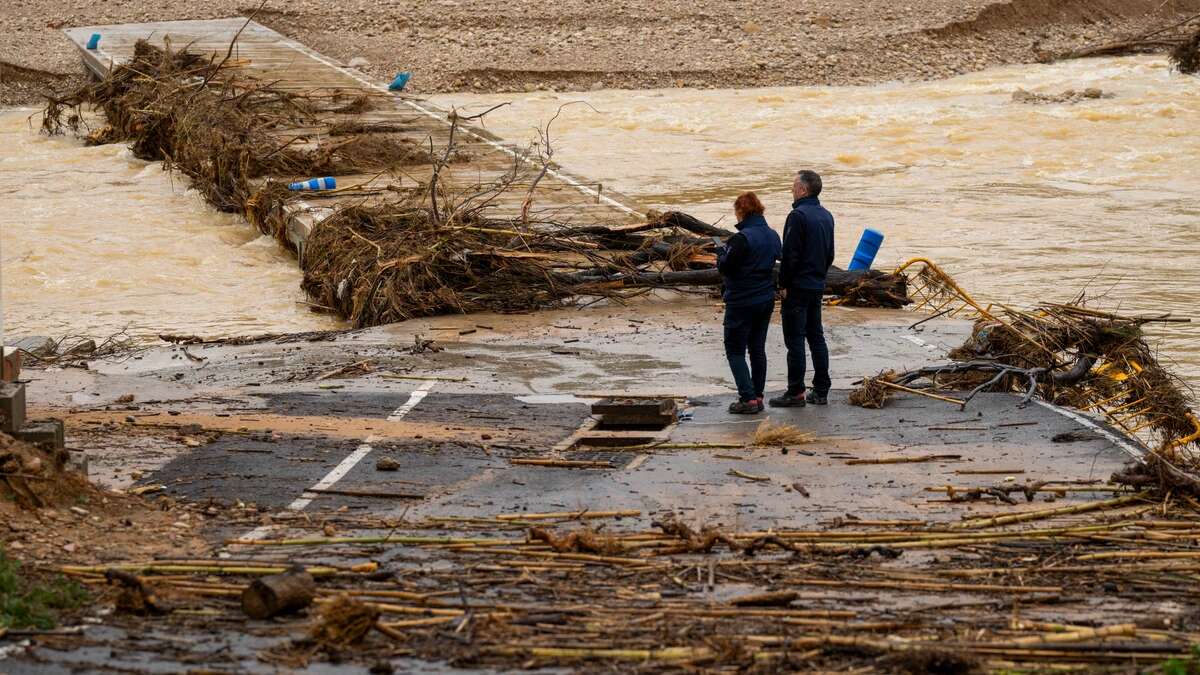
[4, 0, 1199, 105]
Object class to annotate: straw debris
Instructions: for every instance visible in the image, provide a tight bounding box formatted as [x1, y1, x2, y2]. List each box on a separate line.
[752, 418, 815, 446]
[848, 370, 899, 408]
[851, 292, 1200, 492]
[311, 595, 378, 648]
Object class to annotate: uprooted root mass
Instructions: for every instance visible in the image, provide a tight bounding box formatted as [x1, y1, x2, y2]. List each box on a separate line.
[850, 296, 1200, 491]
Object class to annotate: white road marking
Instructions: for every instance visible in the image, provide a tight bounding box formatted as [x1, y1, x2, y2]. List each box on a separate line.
[901, 334, 938, 351]
[1032, 399, 1147, 464]
[896, 324, 1146, 463]
[231, 382, 434, 544]
[272, 32, 639, 215]
[284, 441, 375, 512]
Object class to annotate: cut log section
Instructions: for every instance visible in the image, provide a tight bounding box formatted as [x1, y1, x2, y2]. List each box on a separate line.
[241, 565, 317, 619]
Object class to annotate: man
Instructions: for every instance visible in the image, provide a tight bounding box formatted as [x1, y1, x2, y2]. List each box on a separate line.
[770, 170, 834, 408]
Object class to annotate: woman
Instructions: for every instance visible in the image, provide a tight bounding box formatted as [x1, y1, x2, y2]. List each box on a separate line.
[717, 192, 782, 414]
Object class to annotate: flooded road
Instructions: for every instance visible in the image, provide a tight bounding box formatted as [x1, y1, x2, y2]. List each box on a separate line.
[436, 56, 1200, 388]
[1, 55, 1197, 388]
[0, 109, 341, 340]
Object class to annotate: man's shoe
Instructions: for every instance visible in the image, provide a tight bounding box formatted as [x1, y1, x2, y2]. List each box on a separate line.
[768, 393, 806, 408]
[805, 391, 829, 405]
[729, 399, 764, 414]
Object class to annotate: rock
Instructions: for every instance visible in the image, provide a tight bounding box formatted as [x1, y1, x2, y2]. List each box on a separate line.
[376, 456, 400, 471]
[1013, 87, 1112, 105]
[9, 336, 56, 357]
[21, 455, 43, 474]
[64, 339, 96, 355]
[348, 56, 370, 68]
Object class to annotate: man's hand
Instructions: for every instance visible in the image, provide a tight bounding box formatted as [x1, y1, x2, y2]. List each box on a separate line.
[778, 288, 787, 300]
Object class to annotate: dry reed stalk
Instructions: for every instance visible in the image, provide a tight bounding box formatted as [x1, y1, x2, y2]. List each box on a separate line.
[752, 418, 816, 446]
[949, 493, 1146, 530]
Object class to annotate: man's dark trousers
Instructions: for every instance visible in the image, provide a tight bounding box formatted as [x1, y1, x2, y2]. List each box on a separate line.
[782, 289, 830, 396]
[724, 300, 774, 403]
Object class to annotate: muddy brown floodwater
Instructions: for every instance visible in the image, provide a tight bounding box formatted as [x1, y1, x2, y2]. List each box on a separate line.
[0, 108, 342, 340]
[1, 55, 1198, 390]
[436, 55, 1200, 389]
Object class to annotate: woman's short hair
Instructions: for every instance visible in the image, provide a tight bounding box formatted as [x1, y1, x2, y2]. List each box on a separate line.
[734, 191, 765, 217]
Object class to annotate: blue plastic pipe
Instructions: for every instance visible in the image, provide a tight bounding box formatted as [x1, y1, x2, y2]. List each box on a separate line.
[288, 177, 337, 191]
[388, 72, 412, 91]
[86, 34, 101, 50]
[848, 228, 884, 271]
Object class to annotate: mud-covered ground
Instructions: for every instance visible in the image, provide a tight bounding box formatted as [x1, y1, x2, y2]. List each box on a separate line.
[4, 0, 1200, 105]
[2, 300, 1192, 673]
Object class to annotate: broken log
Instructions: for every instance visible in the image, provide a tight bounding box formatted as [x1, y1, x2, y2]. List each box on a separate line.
[652, 211, 737, 238]
[559, 265, 910, 307]
[242, 565, 316, 619]
[729, 590, 800, 607]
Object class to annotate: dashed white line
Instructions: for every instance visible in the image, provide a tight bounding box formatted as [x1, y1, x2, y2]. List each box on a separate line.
[232, 381, 435, 544]
[271, 30, 639, 215]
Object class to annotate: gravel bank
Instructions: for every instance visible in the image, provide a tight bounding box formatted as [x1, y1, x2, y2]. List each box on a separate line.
[2, 0, 1198, 105]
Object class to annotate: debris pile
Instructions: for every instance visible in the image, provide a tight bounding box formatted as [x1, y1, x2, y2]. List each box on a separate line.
[51, 495, 1200, 672]
[1056, 12, 1200, 71]
[1174, 29, 1200, 73]
[43, 42, 909, 328]
[847, 369, 899, 408]
[0, 433, 84, 509]
[11, 331, 144, 368]
[850, 287, 1200, 489]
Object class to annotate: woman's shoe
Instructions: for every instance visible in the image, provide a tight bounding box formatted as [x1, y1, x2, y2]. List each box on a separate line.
[729, 399, 764, 414]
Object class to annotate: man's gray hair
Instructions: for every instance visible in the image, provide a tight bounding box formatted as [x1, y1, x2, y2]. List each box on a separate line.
[796, 170, 822, 197]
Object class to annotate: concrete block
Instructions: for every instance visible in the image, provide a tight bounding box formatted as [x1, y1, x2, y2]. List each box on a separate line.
[15, 419, 65, 451]
[9, 336, 55, 358]
[0, 381, 27, 434]
[592, 398, 677, 427]
[66, 450, 89, 476]
[2, 347, 21, 382]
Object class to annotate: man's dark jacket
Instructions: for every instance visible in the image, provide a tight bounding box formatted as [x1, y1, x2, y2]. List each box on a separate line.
[716, 212, 782, 308]
[779, 196, 835, 291]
